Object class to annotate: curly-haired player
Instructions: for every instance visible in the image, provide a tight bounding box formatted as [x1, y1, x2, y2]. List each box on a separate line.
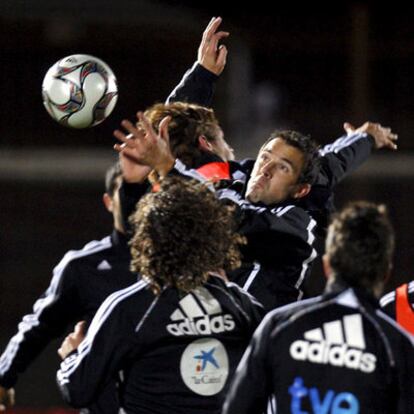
[57, 176, 263, 414]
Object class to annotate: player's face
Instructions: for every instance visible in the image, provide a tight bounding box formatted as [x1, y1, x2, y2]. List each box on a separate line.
[210, 127, 235, 161]
[246, 138, 306, 205]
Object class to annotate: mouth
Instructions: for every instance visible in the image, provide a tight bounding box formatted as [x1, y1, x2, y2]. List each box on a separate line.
[252, 176, 266, 190]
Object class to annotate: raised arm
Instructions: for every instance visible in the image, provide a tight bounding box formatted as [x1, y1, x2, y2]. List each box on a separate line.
[113, 112, 173, 233]
[166, 17, 229, 105]
[317, 121, 398, 188]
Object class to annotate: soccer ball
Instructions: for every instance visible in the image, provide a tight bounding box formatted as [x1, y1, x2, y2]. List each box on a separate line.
[42, 54, 118, 128]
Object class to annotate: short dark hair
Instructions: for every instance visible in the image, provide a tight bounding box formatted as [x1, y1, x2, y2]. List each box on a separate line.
[326, 201, 394, 292]
[104, 162, 122, 197]
[144, 102, 222, 168]
[261, 130, 320, 185]
[129, 176, 245, 294]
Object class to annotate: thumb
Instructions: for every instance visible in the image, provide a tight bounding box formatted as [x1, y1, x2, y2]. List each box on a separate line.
[159, 116, 171, 142]
[74, 321, 86, 335]
[343, 122, 355, 135]
[217, 45, 228, 69]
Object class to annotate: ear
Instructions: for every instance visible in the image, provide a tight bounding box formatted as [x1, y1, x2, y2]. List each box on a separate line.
[322, 254, 332, 280]
[198, 135, 214, 152]
[292, 183, 311, 199]
[102, 193, 113, 213]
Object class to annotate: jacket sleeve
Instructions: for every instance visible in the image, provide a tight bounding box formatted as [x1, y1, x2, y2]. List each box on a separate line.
[396, 334, 414, 414]
[169, 161, 315, 266]
[0, 255, 81, 388]
[218, 187, 316, 266]
[226, 282, 266, 331]
[119, 180, 151, 237]
[317, 132, 375, 188]
[223, 313, 275, 414]
[56, 285, 139, 408]
[165, 62, 219, 106]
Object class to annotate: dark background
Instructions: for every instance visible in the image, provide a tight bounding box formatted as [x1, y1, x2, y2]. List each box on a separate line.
[1, 0, 413, 409]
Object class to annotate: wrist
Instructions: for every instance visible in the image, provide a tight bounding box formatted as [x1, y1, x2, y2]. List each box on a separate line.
[156, 156, 175, 178]
[198, 60, 221, 77]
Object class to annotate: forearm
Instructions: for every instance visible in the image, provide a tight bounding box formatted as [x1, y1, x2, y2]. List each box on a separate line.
[0, 306, 73, 387]
[166, 62, 218, 106]
[318, 132, 374, 187]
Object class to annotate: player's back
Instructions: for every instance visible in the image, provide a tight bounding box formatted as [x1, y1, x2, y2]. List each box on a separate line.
[263, 285, 414, 413]
[58, 275, 264, 414]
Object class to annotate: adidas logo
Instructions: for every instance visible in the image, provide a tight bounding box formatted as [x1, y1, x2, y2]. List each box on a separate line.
[97, 260, 112, 270]
[167, 287, 235, 336]
[290, 314, 376, 373]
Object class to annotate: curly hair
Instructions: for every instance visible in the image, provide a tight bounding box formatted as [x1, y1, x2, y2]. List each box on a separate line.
[326, 201, 394, 294]
[129, 176, 245, 294]
[260, 130, 320, 185]
[143, 102, 222, 168]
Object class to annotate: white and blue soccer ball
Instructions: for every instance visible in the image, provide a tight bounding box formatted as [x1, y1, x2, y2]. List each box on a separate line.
[42, 54, 118, 128]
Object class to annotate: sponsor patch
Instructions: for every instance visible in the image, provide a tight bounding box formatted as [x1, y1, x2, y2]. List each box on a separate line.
[180, 338, 229, 396]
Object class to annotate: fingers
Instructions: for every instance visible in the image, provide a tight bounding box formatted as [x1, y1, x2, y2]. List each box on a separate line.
[343, 122, 356, 134]
[386, 133, 398, 150]
[116, 145, 142, 163]
[114, 142, 125, 153]
[203, 17, 229, 53]
[121, 119, 141, 136]
[57, 337, 69, 359]
[207, 31, 230, 54]
[137, 112, 157, 139]
[74, 320, 86, 335]
[113, 129, 129, 144]
[365, 122, 399, 150]
[203, 17, 222, 41]
[58, 335, 78, 359]
[377, 125, 398, 149]
[202, 17, 216, 40]
[216, 45, 228, 69]
[8, 390, 15, 407]
[0, 387, 14, 411]
[389, 133, 398, 141]
[113, 123, 141, 146]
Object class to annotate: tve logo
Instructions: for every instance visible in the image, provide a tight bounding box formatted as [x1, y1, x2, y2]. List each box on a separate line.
[289, 377, 359, 414]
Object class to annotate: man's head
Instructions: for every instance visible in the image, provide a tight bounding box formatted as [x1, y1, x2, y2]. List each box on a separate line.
[144, 102, 234, 166]
[324, 201, 395, 297]
[246, 130, 320, 205]
[103, 162, 124, 233]
[129, 176, 244, 294]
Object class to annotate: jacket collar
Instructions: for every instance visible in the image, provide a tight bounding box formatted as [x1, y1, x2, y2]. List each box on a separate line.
[324, 277, 380, 308]
[110, 229, 131, 257]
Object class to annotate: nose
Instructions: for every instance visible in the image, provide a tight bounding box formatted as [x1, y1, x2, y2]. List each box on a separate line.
[261, 160, 275, 178]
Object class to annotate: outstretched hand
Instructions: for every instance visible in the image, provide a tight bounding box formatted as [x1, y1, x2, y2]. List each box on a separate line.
[114, 112, 174, 177]
[118, 149, 152, 184]
[343, 122, 398, 150]
[198, 17, 229, 76]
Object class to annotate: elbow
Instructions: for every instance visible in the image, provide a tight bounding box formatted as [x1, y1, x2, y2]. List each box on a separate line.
[57, 378, 95, 408]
